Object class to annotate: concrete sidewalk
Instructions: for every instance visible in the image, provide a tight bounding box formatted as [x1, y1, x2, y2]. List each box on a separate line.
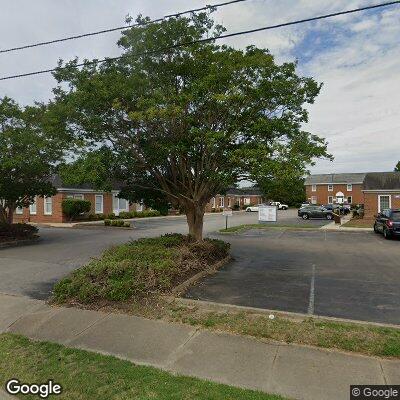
[1, 293, 398, 400]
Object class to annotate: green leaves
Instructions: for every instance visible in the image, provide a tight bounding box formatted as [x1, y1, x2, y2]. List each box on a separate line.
[0, 97, 71, 222]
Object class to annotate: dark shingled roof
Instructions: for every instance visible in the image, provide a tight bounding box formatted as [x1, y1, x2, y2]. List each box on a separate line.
[304, 173, 366, 185]
[363, 172, 400, 190]
[226, 187, 262, 196]
[50, 174, 123, 191]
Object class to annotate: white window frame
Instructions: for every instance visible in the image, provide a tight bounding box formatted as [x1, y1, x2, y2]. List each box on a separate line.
[347, 196, 352, 204]
[227, 197, 231, 208]
[219, 197, 224, 208]
[347, 184, 353, 192]
[311, 196, 317, 204]
[29, 197, 37, 215]
[328, 196, 333, 204]
[378, 195, 391, 213]
[95, 195, 103, 214]
[328, 184, 333, 192]
[137, 202, 144, 212]
[312, 184, 317, 192]
[244, 197, 251, 205]
[74, 194, 84, 200]
[212, 197, 216, 208]
[44, 196, 52, 215]
[16, 206, 23, 215]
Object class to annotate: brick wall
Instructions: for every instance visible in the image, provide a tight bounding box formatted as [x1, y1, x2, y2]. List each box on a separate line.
[364, 192, 400, 219]
[305, 183, 363, 205]
[205, 195, 263, 213]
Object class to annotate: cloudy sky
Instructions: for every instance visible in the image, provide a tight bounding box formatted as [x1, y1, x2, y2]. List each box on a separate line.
[0, 0, 399, 173]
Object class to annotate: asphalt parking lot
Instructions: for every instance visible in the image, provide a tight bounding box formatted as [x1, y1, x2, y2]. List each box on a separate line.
[186, 229, 400, 325]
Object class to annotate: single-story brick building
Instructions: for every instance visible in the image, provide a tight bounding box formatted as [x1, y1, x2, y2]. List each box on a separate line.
[305, 172, 400, 218]
[205, 187, 264, 213]
[13, 175, 142, 224]
[13, 175, 264, 223]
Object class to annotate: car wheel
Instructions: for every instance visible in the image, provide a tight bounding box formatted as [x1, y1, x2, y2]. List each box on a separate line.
[301, 213, 309, 220]
[282, 206, 288, 210]
[326, 214, 333, 220]
[383, 228, 392, 240]
[373, 223, 379, 233]
[246, 208, 251, 212]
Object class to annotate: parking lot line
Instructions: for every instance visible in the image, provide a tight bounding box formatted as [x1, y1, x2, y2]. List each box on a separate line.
[307, 264, 316, 315]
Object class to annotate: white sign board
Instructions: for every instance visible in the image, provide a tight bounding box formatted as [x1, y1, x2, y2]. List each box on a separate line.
[223, 208, 233, 216]
[259, 205, 277, 222]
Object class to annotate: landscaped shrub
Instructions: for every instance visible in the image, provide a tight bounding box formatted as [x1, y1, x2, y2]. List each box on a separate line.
[118, 211, 133, 219]
[104, 219, 111, 226]
[106, 213, 117, 220]
[87, 213, 105, 221]
[53, 234, 230, 304]
[62, 199, 91, 221]
[0, 223, 38, 239]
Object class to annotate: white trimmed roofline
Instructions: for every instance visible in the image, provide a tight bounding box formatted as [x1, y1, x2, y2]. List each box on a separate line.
[306, 182, 364, 185]
[57, 187, 118, 194]
[363, 189, 400, 193]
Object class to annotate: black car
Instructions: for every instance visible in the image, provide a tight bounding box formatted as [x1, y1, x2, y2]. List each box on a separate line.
[298, 205, 333, 220]
[373, 209, 400, 239]
[323, 204, 350, 215]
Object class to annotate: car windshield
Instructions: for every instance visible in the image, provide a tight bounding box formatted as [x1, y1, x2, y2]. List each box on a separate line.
[391, 211, 400, 221]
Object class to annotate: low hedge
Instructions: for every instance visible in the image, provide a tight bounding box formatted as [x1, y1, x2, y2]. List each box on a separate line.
[0, 223, 38, 240]
[53, 234, 230, 304]
[104, 219, 131, 228]
[62, 199, 91, 221]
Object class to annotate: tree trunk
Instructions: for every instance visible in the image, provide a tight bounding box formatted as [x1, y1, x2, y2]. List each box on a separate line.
[0, 204, 12, 225]
[186, 204, 205, 241]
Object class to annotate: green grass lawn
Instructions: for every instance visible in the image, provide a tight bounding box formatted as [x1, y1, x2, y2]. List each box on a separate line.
[0, 334, 285, 400]
[219, 224, 320, 233]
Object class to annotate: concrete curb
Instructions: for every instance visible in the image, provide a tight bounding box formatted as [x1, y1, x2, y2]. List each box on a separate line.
[0, 236, 41, 249]
[171, 256, 232, 296]
[172, 297, 400, 330]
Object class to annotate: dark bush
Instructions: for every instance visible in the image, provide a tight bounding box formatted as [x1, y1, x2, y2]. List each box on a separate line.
[0, 223, 38, 239]
[62, 199, 91, 221]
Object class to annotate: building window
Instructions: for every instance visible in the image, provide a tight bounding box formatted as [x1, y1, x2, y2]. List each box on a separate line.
[378, 195, 391, 213]
[29, 197, 37, 215]
[137, 202, 144, 212]
[16, 206, 23, 215]
[119, 198, 129, 211]
[95, 195, 103, 214]
[219, 197, 224, 208]
[227, 197, 231, 208]
[328, 184, 333, 192]
[347, 196, 352, 204]
[328, 196, 333, 204]
[347, 184, 352, 192]
[44, 196, 52, 215]
[212, 197, 216, 208]
[311, 196, 317, 204]
[244, 197, 250, 205]
[312, 184, 317, 192]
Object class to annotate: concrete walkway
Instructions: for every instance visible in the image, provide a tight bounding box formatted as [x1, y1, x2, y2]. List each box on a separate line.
[1, 293, 398, 400]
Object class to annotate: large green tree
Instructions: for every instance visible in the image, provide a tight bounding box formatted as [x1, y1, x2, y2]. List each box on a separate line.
[395, 161, 400, 172]
[0, 97, 69, 224]
[53, 12, 330, 240]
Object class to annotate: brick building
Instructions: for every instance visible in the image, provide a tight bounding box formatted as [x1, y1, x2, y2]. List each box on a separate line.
[305, 172, 400, 219]
[13, 176, 264, 223]
[13, 175, 141, 224]
[205, 187, 264, 213]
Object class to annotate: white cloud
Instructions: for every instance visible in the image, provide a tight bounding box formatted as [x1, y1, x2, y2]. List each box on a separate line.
[0, 0, 399, 172]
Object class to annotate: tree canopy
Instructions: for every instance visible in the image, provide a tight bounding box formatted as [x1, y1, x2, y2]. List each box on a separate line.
[395, 161, 400, 172]
[0, 97, 70, 223]
[53, 12, 330, 240]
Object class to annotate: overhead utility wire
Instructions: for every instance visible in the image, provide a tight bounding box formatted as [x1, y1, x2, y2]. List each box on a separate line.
[0, 0, 248, 54]
[0, 0, 399, 81]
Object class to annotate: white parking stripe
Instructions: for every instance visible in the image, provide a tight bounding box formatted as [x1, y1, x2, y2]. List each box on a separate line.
[308, 264, 316, 315]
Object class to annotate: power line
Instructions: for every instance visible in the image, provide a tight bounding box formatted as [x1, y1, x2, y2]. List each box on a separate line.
[1, 0, 399, 81]
[0, 0, 248, 54]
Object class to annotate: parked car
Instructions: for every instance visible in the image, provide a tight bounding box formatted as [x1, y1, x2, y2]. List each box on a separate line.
[269, 201, 289, 210]
[298, 205, 334, 220]
[373, 209, 400, 239]
[246, 204, 261, 212]
[323, 204, 350, 215]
